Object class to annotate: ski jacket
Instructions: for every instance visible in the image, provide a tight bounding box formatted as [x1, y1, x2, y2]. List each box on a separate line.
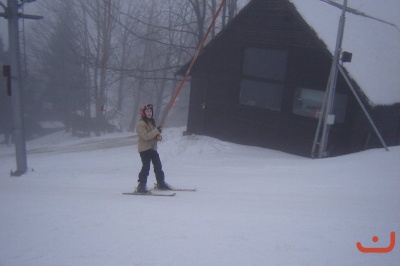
[136, 119, 160, 152]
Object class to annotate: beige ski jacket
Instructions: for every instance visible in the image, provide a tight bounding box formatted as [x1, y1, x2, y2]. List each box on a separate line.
[136, 119, 160, 152]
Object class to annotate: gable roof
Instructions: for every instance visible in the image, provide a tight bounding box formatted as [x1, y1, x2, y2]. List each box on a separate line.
[289, 0, 400, 105]
[179, 0, 400, 106]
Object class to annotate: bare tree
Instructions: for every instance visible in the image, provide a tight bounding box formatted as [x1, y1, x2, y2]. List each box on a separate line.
[26, 0, 243, 134]
[28, 0, 87, 131]
[222, 0, 238, 27]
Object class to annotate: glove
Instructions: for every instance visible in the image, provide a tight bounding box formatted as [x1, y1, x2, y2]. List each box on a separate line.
[157, 126, 162, 133]
[156, 134, 162, 141]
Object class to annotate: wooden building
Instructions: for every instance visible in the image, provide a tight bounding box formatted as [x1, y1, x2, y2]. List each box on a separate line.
[178, 0, 400, 157]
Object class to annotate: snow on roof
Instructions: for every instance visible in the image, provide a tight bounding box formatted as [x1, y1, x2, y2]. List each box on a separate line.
[289, 0, 400, 105]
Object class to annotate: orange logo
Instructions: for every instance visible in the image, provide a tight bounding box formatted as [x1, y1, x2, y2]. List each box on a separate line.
[356, 231, 396, 253]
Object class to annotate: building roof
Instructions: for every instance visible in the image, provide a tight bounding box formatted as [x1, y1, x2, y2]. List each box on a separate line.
[289, 0, 400, 105]
[179, 0, 400, 106]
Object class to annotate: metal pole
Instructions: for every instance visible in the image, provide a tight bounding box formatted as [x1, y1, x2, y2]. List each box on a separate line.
[7, 0, 27, 175]
[317, 0, 348, 158]
[314, 0, 394, 157]
[337, 65, 389, 151]
[311, 74, 331, 158]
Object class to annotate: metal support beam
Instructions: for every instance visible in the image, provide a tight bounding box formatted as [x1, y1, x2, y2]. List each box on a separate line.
[0, 0, 42, 175]
[312, 0, 392, 158]
[7, 0, 27, 175]
[312, 0, 348, 158]
[337, 65, 389, 151]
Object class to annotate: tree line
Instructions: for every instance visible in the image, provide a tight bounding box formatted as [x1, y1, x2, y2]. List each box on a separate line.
[1, 0, 245, 140]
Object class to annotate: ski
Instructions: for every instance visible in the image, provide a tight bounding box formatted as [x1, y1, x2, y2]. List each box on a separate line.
[168, 188, 196, 192]
[122, 192, 176, 197]
[153, 184, 196, 192]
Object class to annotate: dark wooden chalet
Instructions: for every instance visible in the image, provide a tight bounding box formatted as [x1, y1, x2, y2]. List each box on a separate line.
[178, 0, 400, 157]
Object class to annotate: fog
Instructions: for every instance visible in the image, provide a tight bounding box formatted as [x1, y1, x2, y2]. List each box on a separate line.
[1, 0, 250, 144]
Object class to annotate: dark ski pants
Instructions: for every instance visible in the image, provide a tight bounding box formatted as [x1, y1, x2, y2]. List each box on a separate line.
[138, 149, 165, 186]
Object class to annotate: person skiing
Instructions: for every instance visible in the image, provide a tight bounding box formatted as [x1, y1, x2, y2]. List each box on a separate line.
[135, 104, 171, 193]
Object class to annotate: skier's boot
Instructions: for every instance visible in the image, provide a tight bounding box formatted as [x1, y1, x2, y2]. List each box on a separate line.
[155, 182, 172, 190]
[135, 182, 149, 193]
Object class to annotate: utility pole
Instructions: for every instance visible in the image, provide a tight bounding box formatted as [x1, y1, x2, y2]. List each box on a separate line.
[316, 0, 348, 158]
[0, 0, 42, 176]
[312, 0, 393, 158]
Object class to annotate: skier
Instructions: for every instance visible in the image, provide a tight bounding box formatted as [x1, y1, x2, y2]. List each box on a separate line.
[135, 104, 171, 193]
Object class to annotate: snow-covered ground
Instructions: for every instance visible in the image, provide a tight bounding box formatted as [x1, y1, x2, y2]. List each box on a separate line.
[0, 127, 399, 266]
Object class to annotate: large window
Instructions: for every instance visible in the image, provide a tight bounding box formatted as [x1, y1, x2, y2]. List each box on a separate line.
[292, 87, 348, 123]
[239, 79, 284, 111]
[240, 47, 288, 111]
[242, 48, 288, 81]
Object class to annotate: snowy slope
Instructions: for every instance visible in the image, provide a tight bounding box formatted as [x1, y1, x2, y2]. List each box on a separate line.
[0, 127, 399, 265]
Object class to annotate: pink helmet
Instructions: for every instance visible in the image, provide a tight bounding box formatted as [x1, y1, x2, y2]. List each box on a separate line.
[140, 104, 153, 118]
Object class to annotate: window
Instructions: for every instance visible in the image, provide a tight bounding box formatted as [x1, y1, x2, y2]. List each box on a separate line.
[292, 87, 348, 123]
[243, 48, 288, 81]
[240, 79, 284, 111]
[240, 48, 288, 111]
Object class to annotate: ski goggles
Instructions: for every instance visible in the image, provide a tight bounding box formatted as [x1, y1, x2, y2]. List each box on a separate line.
[144, 104, 153, 110]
